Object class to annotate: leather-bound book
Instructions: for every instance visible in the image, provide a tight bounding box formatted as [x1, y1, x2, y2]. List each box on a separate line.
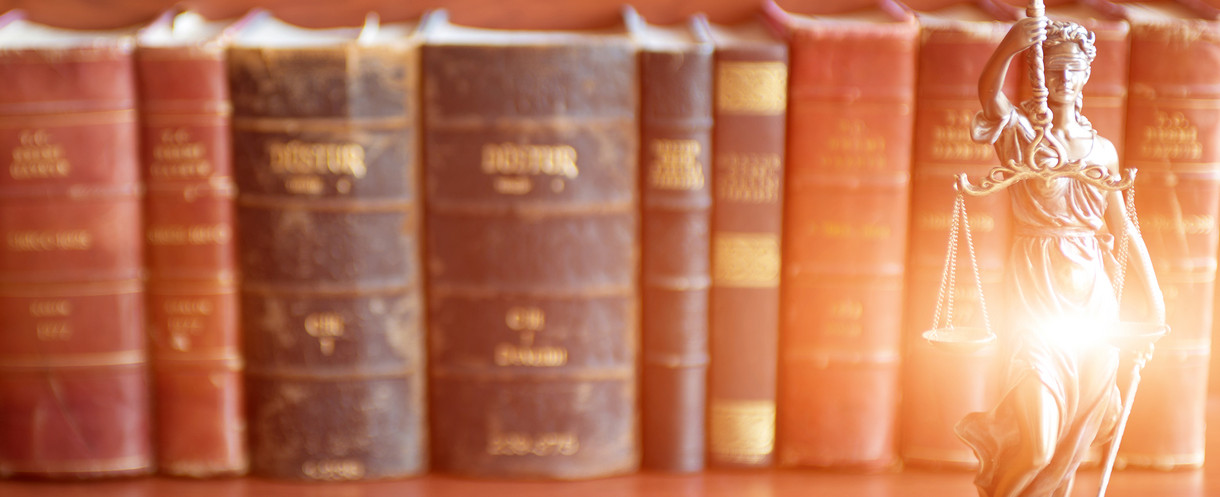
[625, 8, 714, 473]
[136, 9, 250, 477]
[423, 11, 639, 479]
[702, 15, 787, 469]
[0, 15, 150, 478]
[763, 0, 918, 470]
[229, 14, 427, 480]
[1109, 0, 1220, 470]
[898, 1, 1015, 470]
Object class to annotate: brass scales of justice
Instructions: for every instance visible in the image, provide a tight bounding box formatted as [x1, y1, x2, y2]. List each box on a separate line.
[921, 1, 1168, 496]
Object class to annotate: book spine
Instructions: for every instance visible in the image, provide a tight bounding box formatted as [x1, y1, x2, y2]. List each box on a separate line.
[0, 44, 150, 478]
[639, 41, 714, 473]
[776, 20, 918, 470]
[706, 42, 787, 468]
[424, 42, 639, 479]
[900, 23, 1012, 469]
[230, 43, 427, 480]
[1118, 20, 1220, 470]
[136, 44, 246, 478]
[1076, 19, 1130, 158]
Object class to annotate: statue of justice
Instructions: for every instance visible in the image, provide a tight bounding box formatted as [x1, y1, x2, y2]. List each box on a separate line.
[922, 2, 1169, 497]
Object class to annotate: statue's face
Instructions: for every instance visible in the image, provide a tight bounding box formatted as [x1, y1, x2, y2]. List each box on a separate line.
[1044, 43, 1090, 106]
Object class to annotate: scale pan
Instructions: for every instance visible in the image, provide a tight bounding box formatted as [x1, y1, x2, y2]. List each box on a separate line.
[922, 327, 995, 354]
[1107, 322, 1169, 350]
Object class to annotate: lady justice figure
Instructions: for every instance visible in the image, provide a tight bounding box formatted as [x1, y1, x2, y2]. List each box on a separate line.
[954, 15, 1166, 497]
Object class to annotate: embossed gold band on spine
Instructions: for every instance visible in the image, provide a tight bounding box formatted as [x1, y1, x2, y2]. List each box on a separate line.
[146, 280, 238, 294]
[152, 351, 243, 370]
[141, 110, 231, 125]
[0, 108, 136, 127]
[0, 279, 142, 297]
[0, 350, 145, 370]
[1114, 452, 1204, 469]
[643, 274, 711, 291]
[240, 281, 415, 296]
[427, 199, 634, 217]
[0, 455, 151, 474]
[232, 115, 411, 132]
[708, 399, 776, 463]
[144, 179, 237, 195]
[246, 365, 423, 379]
[237, 194, 414, 212]
[428, 284, 633, 299]
[429, 366, 633, 381]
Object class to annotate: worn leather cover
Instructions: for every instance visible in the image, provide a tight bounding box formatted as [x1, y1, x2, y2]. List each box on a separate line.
[137, 21, 246, 478]
[0, 31, 150, 478]
[765, 0, 918, 470]
[229, 26, 427, 480]
[900, 7, 1013, 470]
[633, 15, 714, 474]
[424, 18, 639, 479]
[1117, 3, 1220, 469]
[703, 17, 788, 469]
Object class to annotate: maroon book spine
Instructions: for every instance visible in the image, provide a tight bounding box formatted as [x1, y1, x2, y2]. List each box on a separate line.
[900, 11, 1013, 469]
[136, 40, 246, 477]
[766, 0, 918, 470]
[1117, 3, 1220, 470]
[705, 19, 788, 469]
[636, 18, 715, 473]
[0, 35, 150, 478]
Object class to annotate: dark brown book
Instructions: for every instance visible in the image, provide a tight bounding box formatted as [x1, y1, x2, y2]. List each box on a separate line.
[0, 15, 150, 478]
[899, 1, 1015, 470]
[1109, 0, 1220, 470]
[764, 0, 918, 470]
[626, 8, 714, 473]
[703, 15, 787, 469]
[229, 14, 427, 480]
[136, 8, 248, 477]
[423, 11, 639, 479]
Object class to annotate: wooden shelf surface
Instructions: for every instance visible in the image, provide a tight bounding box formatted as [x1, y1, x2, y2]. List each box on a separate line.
[2, 397, 1217, 497]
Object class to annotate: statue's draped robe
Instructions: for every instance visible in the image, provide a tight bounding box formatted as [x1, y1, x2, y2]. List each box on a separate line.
[957, 103, 1122, 497]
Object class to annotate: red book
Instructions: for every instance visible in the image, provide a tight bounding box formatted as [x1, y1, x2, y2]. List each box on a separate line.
[136, 9, 249, 477]
[703, 15, 788, 468]
[899, 1, 1016, 469]
[764, 0, 918, 470]
[1110, 0, 1220, 470]
[627, 8, 714, 473]
[0, 15, 150, 478]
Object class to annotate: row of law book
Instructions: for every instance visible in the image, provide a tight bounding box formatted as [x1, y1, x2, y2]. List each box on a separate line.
[0, 0, 1216, 482]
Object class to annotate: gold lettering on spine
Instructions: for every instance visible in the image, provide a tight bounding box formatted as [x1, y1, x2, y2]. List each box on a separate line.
[713, 233, 780, 287]
[151, 128, 212, 179]
[304, 312, 345, 356]
[916, 213, 996, 233]
[164, 298, 214, 351]
[826, 300, 864, 337]
[31, 300, 73, 341]
[10, 129, 70, 179]
[481, 143, 579, 195]
[267, 140, 366, 195]
[496, 306, 568, 367]
[931, 109, 993, 161]
[716, 153, 781, 203]
[1141, 214, 1217, 236]
[650, 139, 705, 190]
[816, 221, 892, 240]
[6, 230, 92, 251]
[486, 431, 580, 457]
[709, 399, 775, 464]
[716, 62, 787, 114]
[147, 224, 232, 246]
[821, 119, 888, 171]
[301, 460, 365, 480]
[1140, 111, 1203, 160]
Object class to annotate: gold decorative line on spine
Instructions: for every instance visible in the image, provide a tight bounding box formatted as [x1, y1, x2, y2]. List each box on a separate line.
[232, 115, 410, 132]
[428, 284, 634, 300]
[0, 109, 137, 127]
[0, 279, 143, 297]
[144, 180, 237, 195]
[427, 199, 634, 217]
[240, 281, 414, 296]
[643, 274, 711, 291]
[0, 350, 145, 370]
[708, 399, 775, 464]
[1114, 453, 1204, 469]
[713, 233, 779, 288]
[146, 283, 238, 295]
[429, 365, 634, 381]
[141, 112, 230, 126]
[153, 352, 243, 369]
[423, 113, 634, 130]
[0, 455, 151, 474]
[245, 366, 422, 380]
[716, 61, 787, 114]
[237, 194, 413, 212]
